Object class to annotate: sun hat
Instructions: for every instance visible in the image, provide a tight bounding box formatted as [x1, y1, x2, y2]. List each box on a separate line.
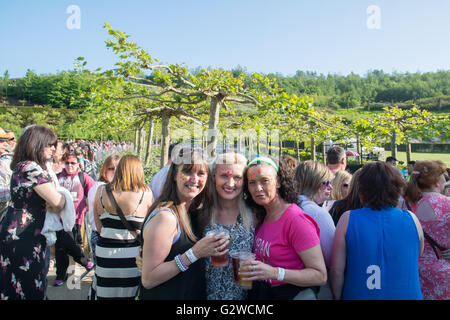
[0, 128, 13, 140]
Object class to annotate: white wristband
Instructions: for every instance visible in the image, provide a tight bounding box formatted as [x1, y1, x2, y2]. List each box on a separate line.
[185, 248, 198, 263]
[277, 267, 285, 281]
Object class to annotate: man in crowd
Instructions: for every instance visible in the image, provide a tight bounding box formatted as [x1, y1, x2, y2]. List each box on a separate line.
[326, 146, 347, 173]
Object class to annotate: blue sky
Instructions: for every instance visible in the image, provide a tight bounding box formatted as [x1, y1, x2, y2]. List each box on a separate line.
[1, 0, 449, 78]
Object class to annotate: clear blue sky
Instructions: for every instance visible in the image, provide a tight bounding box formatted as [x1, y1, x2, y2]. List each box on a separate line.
[1, 0, 449, 78]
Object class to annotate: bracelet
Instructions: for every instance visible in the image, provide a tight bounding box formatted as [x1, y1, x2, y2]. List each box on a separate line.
[277, 267, 285, 281]
[185, 248, 198, 264]
[174, 254, 188, 272]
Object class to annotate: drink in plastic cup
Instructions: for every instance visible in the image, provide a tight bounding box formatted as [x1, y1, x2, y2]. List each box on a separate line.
[238, 252, 255, 289]
[206, 228, 230, 267]
[230, 251, 240, 283]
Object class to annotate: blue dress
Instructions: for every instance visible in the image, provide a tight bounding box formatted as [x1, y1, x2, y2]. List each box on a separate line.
[343, 207, 423, 300]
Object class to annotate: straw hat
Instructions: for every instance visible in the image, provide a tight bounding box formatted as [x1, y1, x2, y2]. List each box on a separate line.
[0, 128, 13, 140]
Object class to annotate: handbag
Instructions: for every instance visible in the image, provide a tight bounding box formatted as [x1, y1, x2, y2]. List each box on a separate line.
[104, 184, 141, 244]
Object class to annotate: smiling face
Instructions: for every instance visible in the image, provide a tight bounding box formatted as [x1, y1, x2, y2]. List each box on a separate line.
[175, 163, 208, 203]
[215, 163, 245, 201]
[247, 164, 280, 207]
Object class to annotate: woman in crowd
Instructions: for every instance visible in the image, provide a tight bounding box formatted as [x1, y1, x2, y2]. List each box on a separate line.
[139, 146, 229, 300]
[403, 160, 449, 300]
[240, 156, 327, 300]
[0, 125, 66, 300]
[54, 153, 94, 286]
[295, 160, 336, 268]
[204, 152, 255, 300]
[328, 169, 363, 226]
[87, 154, 120, 265]
[92, 155, 153, 299]
[51, 140, 65, 175]
[324, 170, 352, 211]
[330, 161, 424, 300]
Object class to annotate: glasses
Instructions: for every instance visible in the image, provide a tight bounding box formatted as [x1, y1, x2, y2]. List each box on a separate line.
[65, 161, 78, 165]
[321, 180, 332, 189]
[343, 183, 349, 188]
[107, 167, 116, 171]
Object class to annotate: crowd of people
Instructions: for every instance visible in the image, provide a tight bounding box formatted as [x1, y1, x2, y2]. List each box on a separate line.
[0, 125, 448, 301]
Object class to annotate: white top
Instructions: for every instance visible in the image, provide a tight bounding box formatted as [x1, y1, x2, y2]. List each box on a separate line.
[88, 181, 105, 232]
[148, 164, 170, 199]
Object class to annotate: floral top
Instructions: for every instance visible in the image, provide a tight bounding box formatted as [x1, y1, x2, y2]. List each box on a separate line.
[0, 161, 52, 300]
[204, 215, 255, 300]
[413, 192, 449, 300]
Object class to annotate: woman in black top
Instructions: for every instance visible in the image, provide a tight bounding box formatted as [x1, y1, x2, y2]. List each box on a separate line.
[138, 146, 229, 300]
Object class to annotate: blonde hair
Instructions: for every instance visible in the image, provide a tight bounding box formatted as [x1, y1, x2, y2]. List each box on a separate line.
[110, 154, 150, 192]
[331, 170, 352, 200]
[209, 152, 253, 231]
[295, 160, 335, 198]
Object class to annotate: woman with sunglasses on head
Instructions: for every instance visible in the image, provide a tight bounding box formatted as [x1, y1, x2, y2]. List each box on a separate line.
[92, 155, 153, 300]
[87, 155, 120, 265]
[240, 156, 327, 300]
[0, 126, 66, 300]
[138, 146, 229, 300]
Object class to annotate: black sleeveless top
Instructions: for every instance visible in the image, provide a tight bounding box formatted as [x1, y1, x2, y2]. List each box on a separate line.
[138, 210, 206, 300]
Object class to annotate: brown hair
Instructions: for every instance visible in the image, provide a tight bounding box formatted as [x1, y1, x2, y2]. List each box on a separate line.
[110, 154, 149, 193]
[99, 155, 120, 183]
[143, 147, 212, 242]
[404, 160, 447, 204]
[11, 125, 57, 170]
[358, 161, 405, 210]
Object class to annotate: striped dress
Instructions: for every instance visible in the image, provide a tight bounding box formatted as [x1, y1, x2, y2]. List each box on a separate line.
[93, 191, 144, 300]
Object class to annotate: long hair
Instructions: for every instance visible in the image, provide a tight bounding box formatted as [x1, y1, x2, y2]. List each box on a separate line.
[110, 154, 149, 193]
[331, 170, 352, 200]
[143, 146, 212, 242]
[208, 152, 253, 232]
[11, 125, 57, 170]
[404, 160, 447, 204]
[99, 155, 120, 183]
[243, 156, 297, 227]
[331, 168, 363, 219]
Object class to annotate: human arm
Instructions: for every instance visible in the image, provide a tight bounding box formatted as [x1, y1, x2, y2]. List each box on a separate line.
[329, 211, 350, 300]
[93, 185, 104, 233]
[407, 210, 424, 257]
[141, 210, 229, 289]
[241, 244, 327, 287]
[34, 183, 66, 212]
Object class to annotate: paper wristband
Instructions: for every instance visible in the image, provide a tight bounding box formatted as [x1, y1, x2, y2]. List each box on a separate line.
[185, 248, 198, 263]
[277, 267, 285, 281]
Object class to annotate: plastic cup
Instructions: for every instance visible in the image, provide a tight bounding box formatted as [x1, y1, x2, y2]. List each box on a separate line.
[238, 252, 256, 289]
[229, 251, 241, 283]
[206, 228, 230, 267]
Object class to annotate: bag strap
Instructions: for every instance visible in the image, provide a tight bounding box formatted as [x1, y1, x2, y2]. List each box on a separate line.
[104, 184, 138, 239]
[405, 200, 445, 259]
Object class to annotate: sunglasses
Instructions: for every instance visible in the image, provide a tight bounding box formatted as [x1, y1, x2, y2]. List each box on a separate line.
[107, 167, 116, 171]
[65, 161, 78, 165]
[343, 183, 349, 188]
[321, 180, 332, 189]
